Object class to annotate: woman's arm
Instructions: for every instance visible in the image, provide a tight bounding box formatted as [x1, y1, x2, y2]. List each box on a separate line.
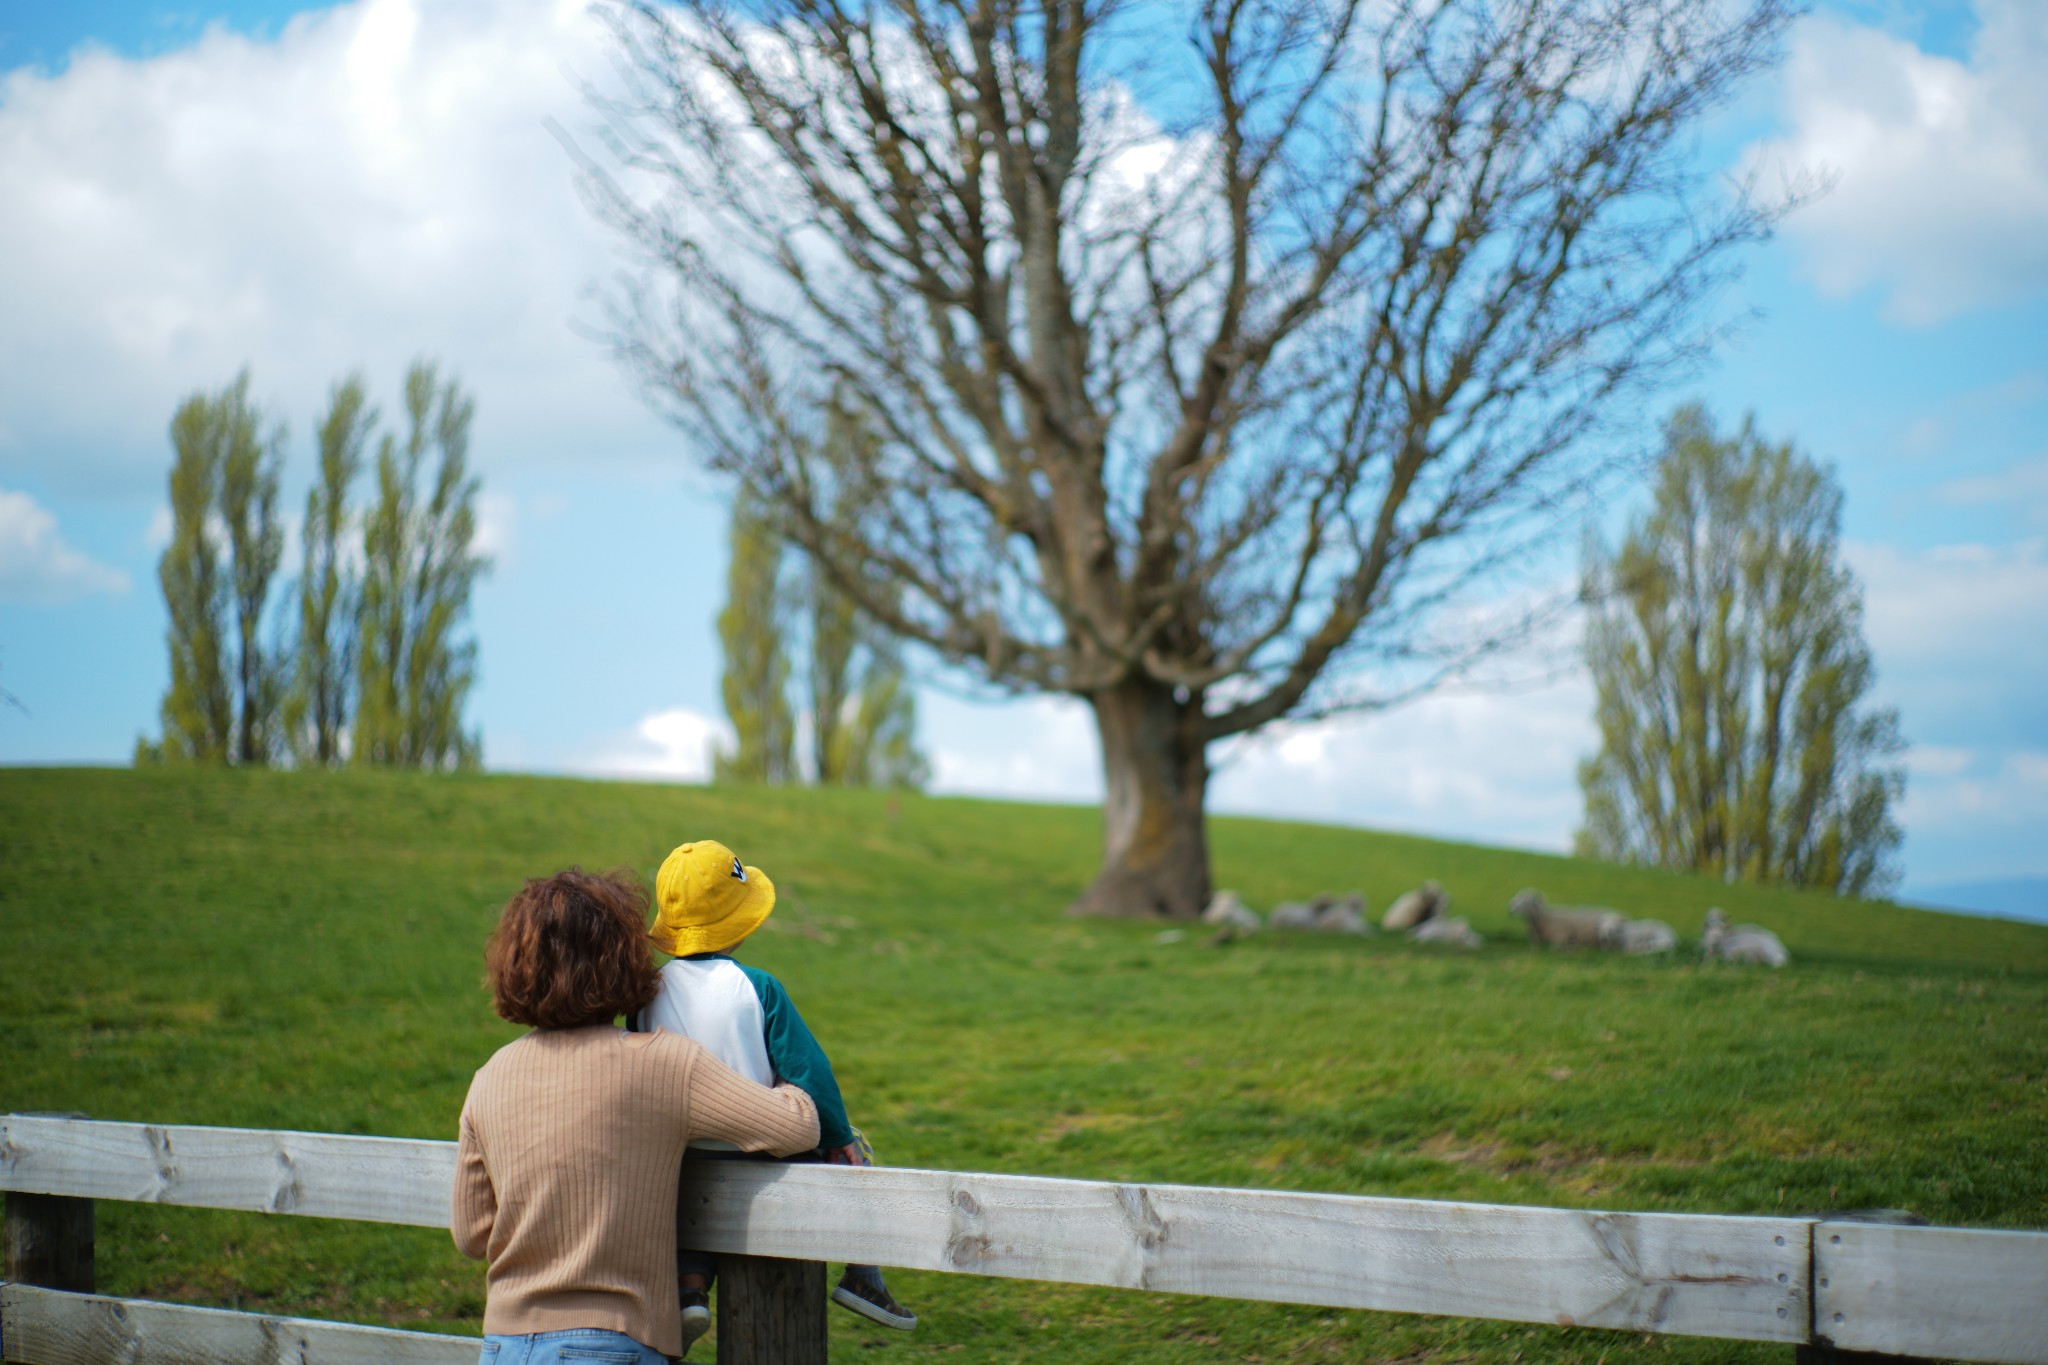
[685, 1043, 821, 1156]
[450, 1098, 496, 1260]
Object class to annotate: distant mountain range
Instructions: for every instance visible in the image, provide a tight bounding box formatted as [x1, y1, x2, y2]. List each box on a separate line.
[1904, 877, 2048, 925]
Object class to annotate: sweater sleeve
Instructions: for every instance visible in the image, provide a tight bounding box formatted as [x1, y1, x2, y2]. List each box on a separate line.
[450, 1093, 495, 1261]
[739, 964, 855, 1149]
[683, 1040, 821, 1155]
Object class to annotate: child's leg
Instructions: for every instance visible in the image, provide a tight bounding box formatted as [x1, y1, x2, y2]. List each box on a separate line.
[678, 1245, 718, 1291]
[677, 1249, 715, 1350]
[828, 1129, 917, 1330]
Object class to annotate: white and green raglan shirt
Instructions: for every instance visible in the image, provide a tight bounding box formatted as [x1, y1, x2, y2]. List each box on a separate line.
[637, 952, 855, 1152]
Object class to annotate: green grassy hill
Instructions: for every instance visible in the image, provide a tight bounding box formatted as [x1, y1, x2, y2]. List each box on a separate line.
[3, 767, 2043, 1364]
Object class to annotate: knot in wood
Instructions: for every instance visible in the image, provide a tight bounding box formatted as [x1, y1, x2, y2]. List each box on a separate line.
[269, 1149, 302, 1214]
[1114, 1185, 1169, 1255]
[946, 1182, 992, 1268]
[143, 1126, 178, 1197]
[1589, 1215, 1642, 1278]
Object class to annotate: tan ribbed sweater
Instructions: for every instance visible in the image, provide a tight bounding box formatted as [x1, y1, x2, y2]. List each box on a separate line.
[452, 1025, 820, 1356]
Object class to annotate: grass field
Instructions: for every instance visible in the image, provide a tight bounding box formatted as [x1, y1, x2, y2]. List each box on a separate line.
[2, 766, 2044, 1364]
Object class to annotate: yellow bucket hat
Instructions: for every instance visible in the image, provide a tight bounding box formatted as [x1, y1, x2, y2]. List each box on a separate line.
[649, 840, 776, 957]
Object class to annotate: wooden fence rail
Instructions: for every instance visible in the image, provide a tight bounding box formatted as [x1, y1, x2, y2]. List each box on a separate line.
[3, 1115, 2044, 1364]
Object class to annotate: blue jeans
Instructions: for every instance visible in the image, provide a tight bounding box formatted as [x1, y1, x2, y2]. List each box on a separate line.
[481, 1329, 671, 1365]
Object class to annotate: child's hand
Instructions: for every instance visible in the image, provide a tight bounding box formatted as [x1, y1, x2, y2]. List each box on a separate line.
[826, 1141, 868, 1166]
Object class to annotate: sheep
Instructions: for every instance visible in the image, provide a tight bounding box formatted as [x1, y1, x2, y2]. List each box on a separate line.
[1382, 880, 1449, 932]
[1509, 889, 1623, 950]
[1313, 891, 1373, 935]
[1267, 900, 1320, 930]
[1701, 907, 1790, 967]
[1200, 890, 1262, 933]
[1407, 915, 1484, 949]
[1601, 916, 1678, 956]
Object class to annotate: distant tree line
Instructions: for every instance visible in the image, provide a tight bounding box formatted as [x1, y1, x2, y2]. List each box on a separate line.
[716, 394, 927, 790]
[137, 361, 488, 770]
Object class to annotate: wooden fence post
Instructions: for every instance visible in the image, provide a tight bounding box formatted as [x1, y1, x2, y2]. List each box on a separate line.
[715, 1254, 825, 1365]
[4, 1114, 94, 1294]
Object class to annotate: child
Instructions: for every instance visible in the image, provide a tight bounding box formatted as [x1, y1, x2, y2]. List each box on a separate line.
[637, 838, 916, 1348]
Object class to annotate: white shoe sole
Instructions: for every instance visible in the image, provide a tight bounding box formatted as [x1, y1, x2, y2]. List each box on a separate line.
[831, 1284, 917, 1330]
[679, 1304, 712, 1349]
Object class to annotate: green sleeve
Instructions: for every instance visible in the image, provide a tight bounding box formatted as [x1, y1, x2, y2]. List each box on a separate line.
[738, 964, 854, 1150]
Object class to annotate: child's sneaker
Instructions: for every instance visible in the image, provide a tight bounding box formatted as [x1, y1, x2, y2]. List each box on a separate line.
[678, 1287, 712, 1352]
[831, 1266, 916, 1330]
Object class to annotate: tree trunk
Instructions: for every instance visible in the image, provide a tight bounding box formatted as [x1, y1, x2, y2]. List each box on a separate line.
[1068, 679, 1211, 919]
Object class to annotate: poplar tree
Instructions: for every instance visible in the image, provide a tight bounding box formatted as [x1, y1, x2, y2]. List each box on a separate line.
[217, 373, 286, 766]
[804, 394, 929, 788]
[153, 389, 234, 762]
[839, 633, 929, 789]
[808, 561, 859, 785]
[714, 486, 797, 783]
[286, 375, 373, 766]
[354, 361, 486, 770]
[807, 568, 929, 789]
[147, 372, 284, 765]
[1576, 406, 1905, 896]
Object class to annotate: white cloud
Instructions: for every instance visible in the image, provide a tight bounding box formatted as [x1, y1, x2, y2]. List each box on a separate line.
[141, 504, 173, 551]
[1905, 744, 1972, 780]
[924, 693, 1103, 803]
[1897, 745, 2048, 836]
[1840, 535, 2048, 882]
[1935, 452, 2048, 527]
[1892, 744, 2048, 884]
[0, 487, 129, 602]
[1212, 677, 1595, 853]
[916, 673, 1595, 855]
[1848, 536, 2048, 680]
[1747, 0, 2048, 323]
[572, 706, 731, 783]
[0, 0, 675, 499]
[474, 490, 518, 562]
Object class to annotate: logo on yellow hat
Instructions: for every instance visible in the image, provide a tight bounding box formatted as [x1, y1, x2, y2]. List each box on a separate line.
[649, 840, 777, 957]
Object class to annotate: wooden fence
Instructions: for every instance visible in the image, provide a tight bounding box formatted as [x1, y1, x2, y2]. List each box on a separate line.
[3, 1114, 2044, 1364]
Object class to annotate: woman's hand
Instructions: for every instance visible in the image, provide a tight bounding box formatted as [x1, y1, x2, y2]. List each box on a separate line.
[826, 1141, 867, 1166]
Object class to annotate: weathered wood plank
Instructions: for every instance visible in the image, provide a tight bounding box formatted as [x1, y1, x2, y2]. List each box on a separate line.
[3, 1117, 1809, 1342]
[0, 1285, 476, 1365]
[0, 1117, 454, 1229]
[1816, 1221, 2048, 1365]
[680, 1161, 1813, 1342]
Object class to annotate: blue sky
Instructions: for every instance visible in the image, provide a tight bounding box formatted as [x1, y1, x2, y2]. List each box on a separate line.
[1, 0, 2044, 915]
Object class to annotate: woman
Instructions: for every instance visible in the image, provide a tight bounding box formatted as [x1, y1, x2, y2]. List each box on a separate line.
[453, 868, 819, 1364]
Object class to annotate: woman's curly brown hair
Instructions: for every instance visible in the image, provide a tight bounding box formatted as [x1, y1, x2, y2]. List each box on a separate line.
[486, 867, 660, 1029]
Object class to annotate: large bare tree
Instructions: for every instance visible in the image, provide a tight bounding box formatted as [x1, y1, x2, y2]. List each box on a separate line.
[582, 0, 1797, 917]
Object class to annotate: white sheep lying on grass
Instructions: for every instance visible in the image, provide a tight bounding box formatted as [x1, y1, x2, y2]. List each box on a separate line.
[1701, 907, 1789, 967]
[1509, 889, 1622, 949]
[1601, 917, 1678, 956]
[1407, 915, 1484, 949]
[1268, 900, 1319, 929]
[1201, 890, 1262, 933]
[1313, 892, 1373, 935]
[1382, 880, 1448, 931]
[1264, 892, 1375, 934]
